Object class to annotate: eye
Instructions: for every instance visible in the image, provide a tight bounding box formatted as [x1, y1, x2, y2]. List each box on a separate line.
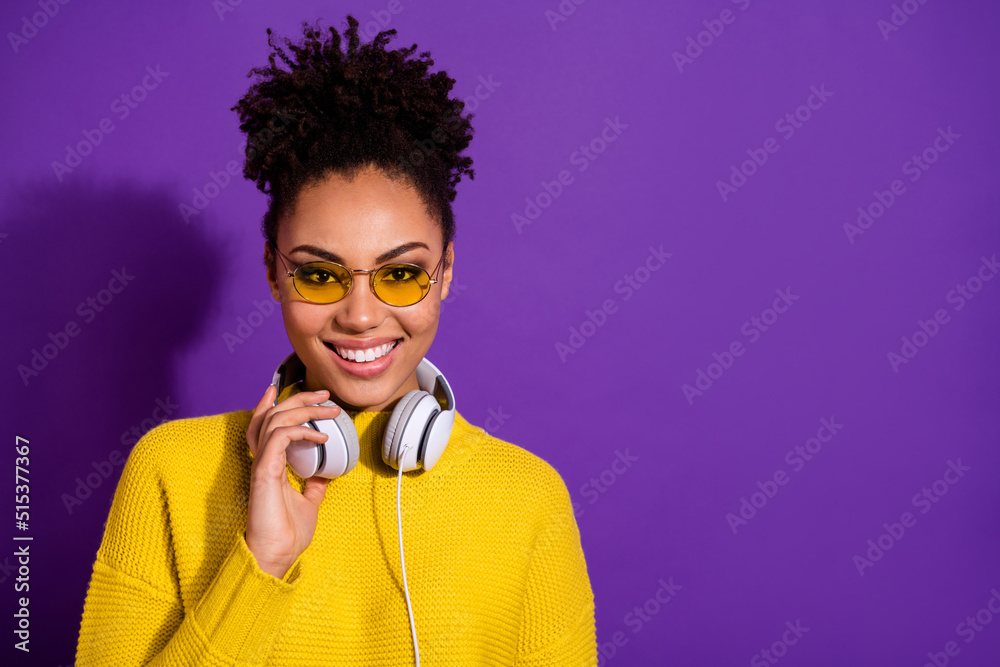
[384, 266, 418, 282]
[300, 265, 344, 285]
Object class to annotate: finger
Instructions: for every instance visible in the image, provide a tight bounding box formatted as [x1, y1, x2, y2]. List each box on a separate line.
[274, 387, 330, 410]
[247, 384, 277, 458]
[262, 403, 342, 436]
[258, 405, 341, 461]
[302, 475, 331, 506]
[253, 424, 330, 484]
[260, 389, 330, 441]
[260, 396, 340, 450]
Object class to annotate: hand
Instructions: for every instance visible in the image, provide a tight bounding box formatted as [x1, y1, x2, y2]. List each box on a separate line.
[244, 385, 341, 578]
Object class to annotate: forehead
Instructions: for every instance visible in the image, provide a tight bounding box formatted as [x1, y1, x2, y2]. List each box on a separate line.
[280, 168, 440, 259]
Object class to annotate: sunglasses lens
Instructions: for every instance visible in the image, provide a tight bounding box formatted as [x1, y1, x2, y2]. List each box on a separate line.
[373, 265, 431, 306]
[295, 263, 351, 303]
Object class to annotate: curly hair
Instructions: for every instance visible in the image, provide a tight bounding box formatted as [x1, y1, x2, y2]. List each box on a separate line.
[231, 15, 476, 269]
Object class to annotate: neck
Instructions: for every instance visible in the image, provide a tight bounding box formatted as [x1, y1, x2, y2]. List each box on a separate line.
[301, 369, 420, 412]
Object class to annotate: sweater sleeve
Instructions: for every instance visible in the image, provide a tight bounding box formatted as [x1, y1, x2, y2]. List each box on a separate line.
[75, 422, 303, 666]
[514, 469, 598, 667]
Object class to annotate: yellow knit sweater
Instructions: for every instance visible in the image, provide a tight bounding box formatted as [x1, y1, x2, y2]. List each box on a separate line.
[76, 383, 597, 665]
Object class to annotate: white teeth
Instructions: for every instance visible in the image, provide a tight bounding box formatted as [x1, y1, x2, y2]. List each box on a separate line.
[333, 340, 398, 363]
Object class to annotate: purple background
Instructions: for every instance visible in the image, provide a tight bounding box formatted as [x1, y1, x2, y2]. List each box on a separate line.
[2, 0, 999, 664]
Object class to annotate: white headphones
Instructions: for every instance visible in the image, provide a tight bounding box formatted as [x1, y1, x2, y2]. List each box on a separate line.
[270, 350, 457, 479]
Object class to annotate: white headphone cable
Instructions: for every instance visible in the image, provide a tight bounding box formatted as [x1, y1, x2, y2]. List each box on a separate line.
[398, 444, 420, 666]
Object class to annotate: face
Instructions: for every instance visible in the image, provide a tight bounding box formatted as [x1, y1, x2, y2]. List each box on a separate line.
[266, 166, 453, 412]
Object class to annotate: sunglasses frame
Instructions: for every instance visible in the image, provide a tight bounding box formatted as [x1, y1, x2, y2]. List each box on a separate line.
[269, 241, 444, 307]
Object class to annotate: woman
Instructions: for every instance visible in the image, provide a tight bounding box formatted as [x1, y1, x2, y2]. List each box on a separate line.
[76, 15, 596, 665]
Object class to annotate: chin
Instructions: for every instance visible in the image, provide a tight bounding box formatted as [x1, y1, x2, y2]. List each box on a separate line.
[306, 342, 416, 411]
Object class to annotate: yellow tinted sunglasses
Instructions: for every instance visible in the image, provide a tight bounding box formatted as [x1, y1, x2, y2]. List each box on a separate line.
[270, 242, 443, 307]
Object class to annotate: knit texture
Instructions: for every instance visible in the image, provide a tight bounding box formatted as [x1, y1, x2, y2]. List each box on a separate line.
[76, 383, 597, 665]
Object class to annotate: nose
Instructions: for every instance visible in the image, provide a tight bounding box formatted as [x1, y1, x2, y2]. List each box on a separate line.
[334, 270, 384, 331]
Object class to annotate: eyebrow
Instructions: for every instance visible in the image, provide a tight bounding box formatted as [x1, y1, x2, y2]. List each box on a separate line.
[289, 242, 431, 266]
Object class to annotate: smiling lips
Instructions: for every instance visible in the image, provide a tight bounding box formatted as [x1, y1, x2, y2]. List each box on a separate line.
[326, 339, 401, 363]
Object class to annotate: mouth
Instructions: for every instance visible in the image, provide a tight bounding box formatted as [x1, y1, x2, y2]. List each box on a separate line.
[323, 338, 403, 378]
[325, 338, 402, 363]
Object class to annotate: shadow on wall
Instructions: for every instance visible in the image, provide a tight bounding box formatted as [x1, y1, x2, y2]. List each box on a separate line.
[0, 172, 226, 662]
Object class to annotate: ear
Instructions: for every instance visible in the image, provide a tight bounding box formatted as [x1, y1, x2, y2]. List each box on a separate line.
[439, 241, 454, 302]
[265, 242, 281, 302]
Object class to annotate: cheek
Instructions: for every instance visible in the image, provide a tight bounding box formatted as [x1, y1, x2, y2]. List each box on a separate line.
[281, 302, 330, 337]
[401, 303, 440, 334]
[399, 299, 441, 332]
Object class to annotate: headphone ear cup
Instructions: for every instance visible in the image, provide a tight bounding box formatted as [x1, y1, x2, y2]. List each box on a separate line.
[315, 404, 359, 478]
[421, 408, 454, 471]
[385, 390, 444, 472]
[384, 390, 427, 470]
[285, 435, 323, 479]
[286, 401, 359, 479]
